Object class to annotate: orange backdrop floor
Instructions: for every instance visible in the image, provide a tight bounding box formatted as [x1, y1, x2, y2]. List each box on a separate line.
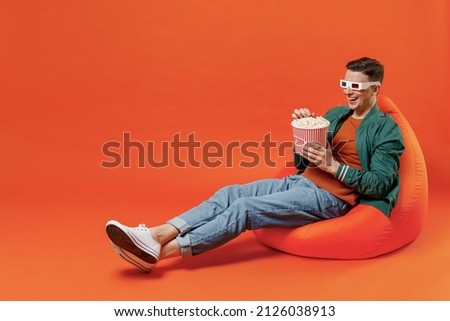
[0, 180, 449, 301]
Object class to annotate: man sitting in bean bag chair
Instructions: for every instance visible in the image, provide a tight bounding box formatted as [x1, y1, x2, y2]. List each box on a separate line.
[105, 57, 411, 272]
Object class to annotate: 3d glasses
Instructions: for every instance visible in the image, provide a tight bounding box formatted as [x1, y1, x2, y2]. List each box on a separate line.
[340, 79, 381, 90]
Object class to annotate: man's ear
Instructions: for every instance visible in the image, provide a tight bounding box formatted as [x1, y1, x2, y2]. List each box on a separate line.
[373, 85, 381, 96]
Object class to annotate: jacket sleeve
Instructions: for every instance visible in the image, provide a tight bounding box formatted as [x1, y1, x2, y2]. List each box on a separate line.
[335, 119, 404, 199]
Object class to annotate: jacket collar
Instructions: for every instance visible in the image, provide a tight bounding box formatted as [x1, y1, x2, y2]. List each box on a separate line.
[363, 102, 381, 121]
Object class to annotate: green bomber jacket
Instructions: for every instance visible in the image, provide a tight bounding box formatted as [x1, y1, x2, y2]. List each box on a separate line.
[294, 103, 405, 216]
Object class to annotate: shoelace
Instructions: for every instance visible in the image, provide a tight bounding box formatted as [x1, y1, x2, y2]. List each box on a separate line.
[133, 224, 148, 231]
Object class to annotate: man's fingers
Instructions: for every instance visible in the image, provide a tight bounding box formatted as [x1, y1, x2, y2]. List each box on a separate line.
[292, 108, 313, 119]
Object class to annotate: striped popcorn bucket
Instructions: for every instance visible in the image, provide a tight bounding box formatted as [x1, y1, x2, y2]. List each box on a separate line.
[292, 120, 329, 155]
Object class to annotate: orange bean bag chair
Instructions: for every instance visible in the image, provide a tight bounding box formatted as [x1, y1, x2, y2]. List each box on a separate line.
[253, 95, 428, 259]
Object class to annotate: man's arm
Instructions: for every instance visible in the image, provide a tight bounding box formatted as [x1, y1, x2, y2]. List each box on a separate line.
[302, 118, 404, 199]
[335, 121, 404, 199]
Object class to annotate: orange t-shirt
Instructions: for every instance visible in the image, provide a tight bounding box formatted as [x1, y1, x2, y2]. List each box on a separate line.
[302, 116, 363, 205]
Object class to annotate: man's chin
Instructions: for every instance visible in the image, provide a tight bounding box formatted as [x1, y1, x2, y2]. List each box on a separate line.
[347, 100, 358, 109]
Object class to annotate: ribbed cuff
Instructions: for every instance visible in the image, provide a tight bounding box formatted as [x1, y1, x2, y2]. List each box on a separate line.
[336, 163, 349, 181]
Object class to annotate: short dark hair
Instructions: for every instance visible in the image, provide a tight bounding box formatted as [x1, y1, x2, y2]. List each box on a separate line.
[346, 57, 384, 83]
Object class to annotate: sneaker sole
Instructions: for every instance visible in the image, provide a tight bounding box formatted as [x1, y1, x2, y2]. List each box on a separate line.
[110, 242, 153, 273]
[106, 224, 159, 264]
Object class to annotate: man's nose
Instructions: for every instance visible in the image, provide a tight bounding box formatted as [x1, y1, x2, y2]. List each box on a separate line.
[343, 87, 353, 95]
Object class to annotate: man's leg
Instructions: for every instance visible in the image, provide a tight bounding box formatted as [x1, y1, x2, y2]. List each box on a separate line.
[154, 176, 300, 258]
[106, 176, 295, 268]
[173, 175, 349, 257]
[167, 176, 296, 233]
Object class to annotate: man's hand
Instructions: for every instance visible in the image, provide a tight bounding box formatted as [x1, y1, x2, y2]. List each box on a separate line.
[302, 142, 340, 175]
[292, 108, 315, 119]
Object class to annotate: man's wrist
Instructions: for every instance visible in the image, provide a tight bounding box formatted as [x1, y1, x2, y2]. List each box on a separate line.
[327, 160, 340, 175]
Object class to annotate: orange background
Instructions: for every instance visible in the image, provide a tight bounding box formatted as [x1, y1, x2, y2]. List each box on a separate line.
[0, 0, 449, 300]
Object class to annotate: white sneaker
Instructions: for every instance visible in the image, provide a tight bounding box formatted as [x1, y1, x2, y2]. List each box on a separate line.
[109, 242, 155, 272]
[105, 220, 161, 264]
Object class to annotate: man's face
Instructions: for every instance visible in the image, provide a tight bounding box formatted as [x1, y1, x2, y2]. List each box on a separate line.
[342, 70, 378, 113]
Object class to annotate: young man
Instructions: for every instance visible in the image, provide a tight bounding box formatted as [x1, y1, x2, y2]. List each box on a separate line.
[105, 57, 404, 272]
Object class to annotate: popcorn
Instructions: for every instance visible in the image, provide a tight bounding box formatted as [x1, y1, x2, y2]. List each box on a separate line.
[291, 116, 330, 129]
[291, 116, 330, 155]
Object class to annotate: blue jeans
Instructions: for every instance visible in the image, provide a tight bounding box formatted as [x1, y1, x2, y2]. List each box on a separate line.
[167, 175, 351, 257]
